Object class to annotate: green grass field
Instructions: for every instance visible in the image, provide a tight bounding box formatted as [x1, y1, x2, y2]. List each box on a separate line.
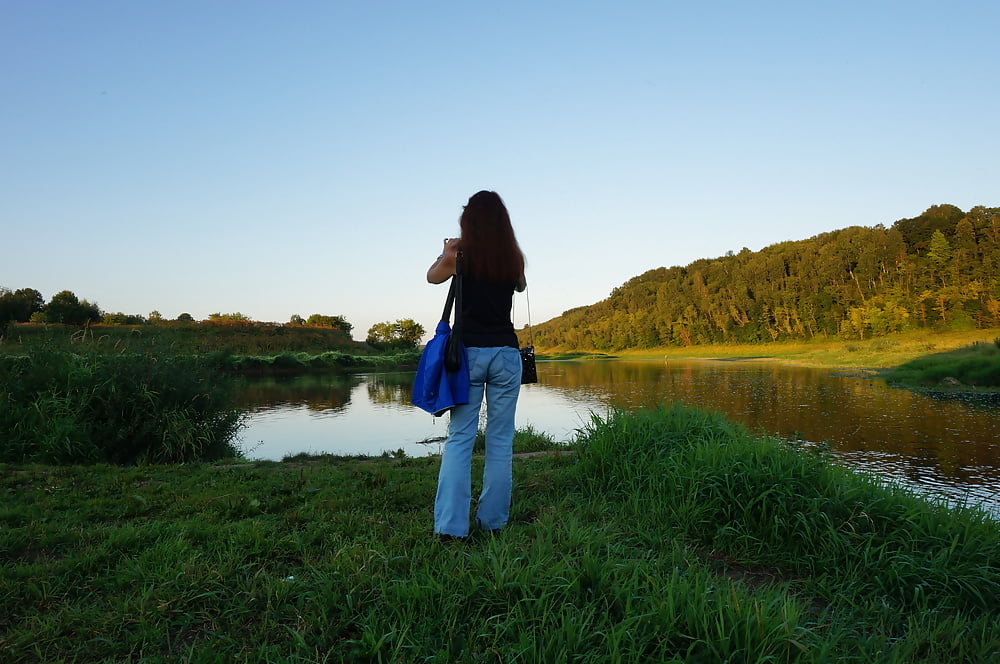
[0, 320, 363, 357]
[2, 406, 997, 663]
[590, 328, 1000, 371]
[881, 339, 1000, 390]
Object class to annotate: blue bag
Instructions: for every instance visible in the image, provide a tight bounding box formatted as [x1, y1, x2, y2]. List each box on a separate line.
[412, 257, 469, 416]
[411, 318, 470, 416]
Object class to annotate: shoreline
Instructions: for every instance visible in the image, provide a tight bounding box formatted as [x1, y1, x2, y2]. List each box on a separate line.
[542, 328, 1000, 372]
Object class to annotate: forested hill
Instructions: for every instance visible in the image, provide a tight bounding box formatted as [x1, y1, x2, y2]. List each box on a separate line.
[532, 204, 1000, 351]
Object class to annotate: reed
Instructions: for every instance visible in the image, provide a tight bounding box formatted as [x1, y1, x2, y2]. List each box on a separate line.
[0, 348, 245, 464]
[0, 334, 420, 465]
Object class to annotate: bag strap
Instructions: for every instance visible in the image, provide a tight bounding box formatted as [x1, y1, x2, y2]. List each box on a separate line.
[441, 281, 456, 323]
[440, 252, 463, 325]
[525, 284, 533, 346]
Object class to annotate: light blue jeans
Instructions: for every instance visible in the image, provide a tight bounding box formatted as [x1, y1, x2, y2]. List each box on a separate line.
[434, 346, 522, 537]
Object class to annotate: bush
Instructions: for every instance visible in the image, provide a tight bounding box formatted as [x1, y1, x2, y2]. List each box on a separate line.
[0, 350, 246, 464]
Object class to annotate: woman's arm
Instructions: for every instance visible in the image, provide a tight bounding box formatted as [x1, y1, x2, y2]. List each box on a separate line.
[426, 238, 461, 284]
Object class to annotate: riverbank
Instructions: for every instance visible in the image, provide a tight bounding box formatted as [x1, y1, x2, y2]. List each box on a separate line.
[2, 405, 997, 663]
[600, 328, 1000, 370]
[0, 344, 423, 465]
[882, 339, 1000, 391]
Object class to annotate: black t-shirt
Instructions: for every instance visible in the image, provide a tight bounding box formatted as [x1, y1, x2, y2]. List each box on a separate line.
[460, 273, 520, 348]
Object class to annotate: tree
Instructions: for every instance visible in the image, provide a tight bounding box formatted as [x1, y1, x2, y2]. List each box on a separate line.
[288, 314, 305, 326]
[394, 319, 424, 347]
[0, 287, 45, 327]
[305, 314, 353, 334]
[45, 290, 80, 324]
[927, 230, 953, 266]
[366, 319, 424, 349]
[102, 312, 146, 325]
[527, 201, 1000, 350]
[45, 290, 102, 325]
[208, 312, 251, 322]
[366, 322, 393, 348]
[892, 204, 965, 252]
[176, 313, 195, 322]
[0, 288, 12, 329]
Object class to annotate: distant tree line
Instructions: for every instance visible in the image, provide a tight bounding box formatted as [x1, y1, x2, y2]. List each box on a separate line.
[0, 292, 354, 334]
[0, 289, 430, 350]
[0, 289, 101, 327]
[532, 204, 1000, 350]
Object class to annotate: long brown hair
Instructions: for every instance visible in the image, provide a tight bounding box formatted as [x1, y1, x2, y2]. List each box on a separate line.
[459, 190, 525, 281]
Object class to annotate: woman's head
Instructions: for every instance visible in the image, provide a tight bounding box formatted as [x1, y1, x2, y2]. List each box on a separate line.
[459, 191, 525, 281]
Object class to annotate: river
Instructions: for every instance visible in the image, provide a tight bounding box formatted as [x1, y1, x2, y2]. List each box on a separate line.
[235, 360, 1000, 515]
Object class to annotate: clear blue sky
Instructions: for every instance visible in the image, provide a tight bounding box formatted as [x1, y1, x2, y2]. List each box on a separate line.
[3, 1, 997, 340]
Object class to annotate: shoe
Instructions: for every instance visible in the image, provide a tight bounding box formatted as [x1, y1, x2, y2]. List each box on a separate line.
[437, 534, 468, 543]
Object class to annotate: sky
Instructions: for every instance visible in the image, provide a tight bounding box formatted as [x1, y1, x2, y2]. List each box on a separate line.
[3, 1, 998, 341]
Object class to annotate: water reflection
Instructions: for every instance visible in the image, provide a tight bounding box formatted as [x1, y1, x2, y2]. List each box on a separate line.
[235, 373, 358, 413]
[237, 361, 1000, 515]
[365, 372, 416, 407]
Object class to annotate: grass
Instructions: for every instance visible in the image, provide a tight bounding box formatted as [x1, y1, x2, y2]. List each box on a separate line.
[0, 338, 420, 465]
[882, 340, 1000, 390]
[0, 349, 245, 465]
[602, 328, 1000, 370]
[2, 405, 997, 663]
[0, 322, 422, 375]
[222, 349, 421, 374]
[536, 351, 618, 361]
[1, 321, 362, 357]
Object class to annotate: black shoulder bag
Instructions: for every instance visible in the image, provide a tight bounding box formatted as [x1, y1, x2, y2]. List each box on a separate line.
[519, 286, 538, 384]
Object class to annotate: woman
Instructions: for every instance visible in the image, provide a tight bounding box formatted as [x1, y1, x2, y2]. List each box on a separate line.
[426, 190, 527, 540]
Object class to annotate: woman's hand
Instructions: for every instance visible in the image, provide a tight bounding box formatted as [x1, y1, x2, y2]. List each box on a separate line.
[441, 237, 461, 258]
[427, 238, 461, 284]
